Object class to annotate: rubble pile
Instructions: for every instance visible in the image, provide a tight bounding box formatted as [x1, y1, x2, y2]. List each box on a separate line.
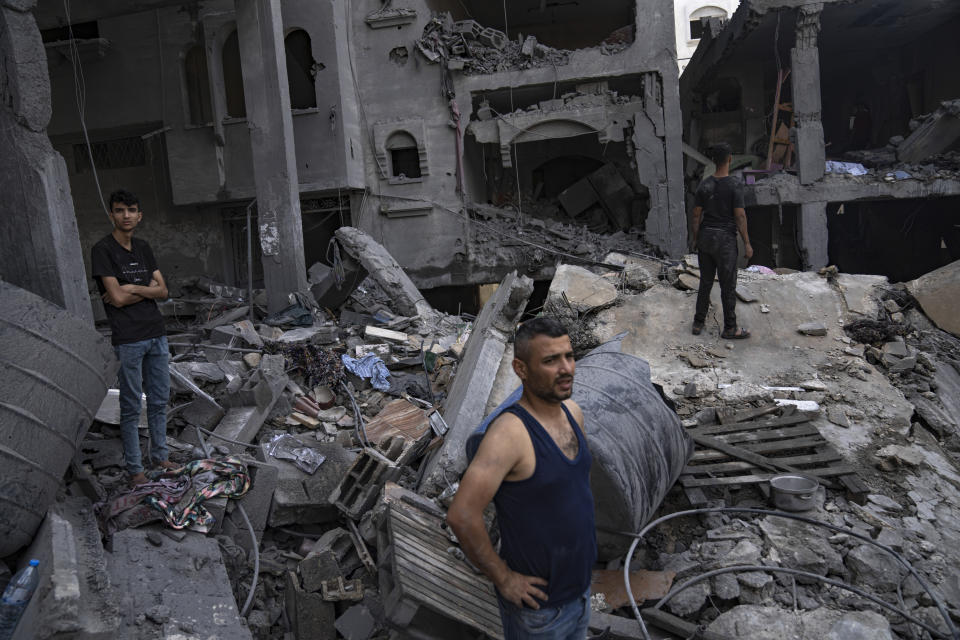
[6, 229, 960, 640]
[467, 200, 658, 276]
[416, 14, 570, 74]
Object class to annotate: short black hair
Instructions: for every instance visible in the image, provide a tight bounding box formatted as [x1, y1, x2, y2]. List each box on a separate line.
[514, 316, 568, 362]
[707, 142, 733, 166]
[108, 189, 140, 211]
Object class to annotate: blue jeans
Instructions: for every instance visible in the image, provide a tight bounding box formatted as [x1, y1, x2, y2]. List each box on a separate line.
[114, 336, 170, 474]
[498, 589, 590, 640]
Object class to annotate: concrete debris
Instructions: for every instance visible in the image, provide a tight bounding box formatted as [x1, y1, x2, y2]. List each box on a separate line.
[898, 99, 960, 163]
[419, 270, 533, 496]
[10, 193, 960, 640]
[416, 14, 569, 75]
[906, 258, 960, 337]
[708, 605, 894, 639]
[546, 264, 619, 313]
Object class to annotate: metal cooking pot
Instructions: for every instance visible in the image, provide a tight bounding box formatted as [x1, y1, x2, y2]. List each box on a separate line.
[769, 474, 820, 511]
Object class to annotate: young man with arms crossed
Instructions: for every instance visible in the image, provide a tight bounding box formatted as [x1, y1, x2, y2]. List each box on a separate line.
[448, 317, 596, 639]
[91, 190, 175, 486]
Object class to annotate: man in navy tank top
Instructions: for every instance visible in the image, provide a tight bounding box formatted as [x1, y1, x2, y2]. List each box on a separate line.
[448, 317, 596, 639]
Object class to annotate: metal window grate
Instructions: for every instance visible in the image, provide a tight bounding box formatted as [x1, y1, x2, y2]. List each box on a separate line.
[73, 136, 146, 173]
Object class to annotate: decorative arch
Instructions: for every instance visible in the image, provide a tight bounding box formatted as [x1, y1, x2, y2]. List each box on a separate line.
[689, 5, 728, 40]
[373, 119, 429, 182]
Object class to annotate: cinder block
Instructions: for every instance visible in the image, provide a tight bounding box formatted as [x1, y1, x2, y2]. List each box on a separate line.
[330, 444, 401, 520]
[284, 571, 336, 640]
[299, 549, 341, 593]
[259, 441, 356, 527]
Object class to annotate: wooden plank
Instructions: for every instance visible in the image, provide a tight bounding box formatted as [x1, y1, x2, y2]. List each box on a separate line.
[716, 404, 779, 425]
[392, 535, 496, 603]
[691, 433, 837, 489]
[691, 436, 827, 462]
[689, 413, 810, 436]
[681, 465, 856, 488]
[684, 486, 709, 506]
[642, 608, 731, 640]
[392, 558, 503, 634]
[713, 424, 821, 445]
[685, 450, 842, 475]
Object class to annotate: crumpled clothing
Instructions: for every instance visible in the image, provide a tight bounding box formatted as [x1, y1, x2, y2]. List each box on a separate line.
[341, 353, 391, 391]
[825, 160, 868, 176]
[745, 265, 776, 275]
[95, 457, 250, 536]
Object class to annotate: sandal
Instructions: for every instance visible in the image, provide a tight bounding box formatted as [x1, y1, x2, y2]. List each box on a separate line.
[721, 327, 751, 339]
[691, 321, 704, 335]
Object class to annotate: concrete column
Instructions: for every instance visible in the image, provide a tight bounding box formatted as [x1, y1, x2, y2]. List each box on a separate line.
[0, 2, 92, 323]
[235, 0, 307, 312]
[790, 3, 825, 185]
[798, 201, 829, 270]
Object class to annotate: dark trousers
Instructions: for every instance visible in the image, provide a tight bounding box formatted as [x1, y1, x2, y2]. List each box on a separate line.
[694, 227, 739, 331]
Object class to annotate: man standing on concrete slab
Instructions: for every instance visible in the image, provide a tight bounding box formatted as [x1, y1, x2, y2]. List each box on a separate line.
[91, 189, 175, 486]
[448, 317, 595, 640]
[690, 143, 752, 339]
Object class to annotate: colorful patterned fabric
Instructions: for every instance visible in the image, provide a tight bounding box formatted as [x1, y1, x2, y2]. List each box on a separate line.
[95, 457, 250, 536]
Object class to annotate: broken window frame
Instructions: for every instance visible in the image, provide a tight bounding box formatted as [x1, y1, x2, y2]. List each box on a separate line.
[184, 44, 214, 126]
[284, 28, 318, 111]
[221, 29, 247, 120]
[688, 5, 728, 42]
[386, 131, 424, 183]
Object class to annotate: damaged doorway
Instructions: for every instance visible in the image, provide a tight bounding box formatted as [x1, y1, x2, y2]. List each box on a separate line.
[468, 132, 649, 234]
[222, 193, 352, 289]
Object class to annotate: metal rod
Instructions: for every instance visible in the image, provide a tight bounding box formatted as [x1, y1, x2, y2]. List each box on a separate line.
[166, 342, 261, 353]
[246, 199, 255, 323]
[168, 366, 224, 412]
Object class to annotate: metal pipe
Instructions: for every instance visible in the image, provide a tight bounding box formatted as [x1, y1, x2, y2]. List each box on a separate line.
[166, 342, 262, 353]
[194, 426, 260, 618]
[169, 366, 224, 412]
[246, 199, 255, 323]
[623, 507, 958, 640]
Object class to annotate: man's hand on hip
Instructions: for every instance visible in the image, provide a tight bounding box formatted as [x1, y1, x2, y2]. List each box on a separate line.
[497, 570, 549, 609]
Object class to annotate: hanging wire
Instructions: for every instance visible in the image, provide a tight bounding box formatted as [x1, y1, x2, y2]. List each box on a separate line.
[64, 0, 109, 219]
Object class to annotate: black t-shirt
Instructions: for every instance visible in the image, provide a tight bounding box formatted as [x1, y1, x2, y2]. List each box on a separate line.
[695, 175, 745, 235]
[91, 234, 166, 345]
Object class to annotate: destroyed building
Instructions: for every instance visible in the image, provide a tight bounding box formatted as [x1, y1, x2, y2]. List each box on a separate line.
[3, 0, 960, 639]
[680, 0, 960, 281]
[3, 0, 688, 323]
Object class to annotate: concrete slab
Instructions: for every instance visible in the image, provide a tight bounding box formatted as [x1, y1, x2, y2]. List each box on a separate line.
[13, 497, 120, 640]
[547, 264, 619, 313]
[418, 270, 533, 496]
[588, 271, 913, 459]
[907, 259, 960, 337]
[106, 529, 251, 639]
[258, 440, 357, 527]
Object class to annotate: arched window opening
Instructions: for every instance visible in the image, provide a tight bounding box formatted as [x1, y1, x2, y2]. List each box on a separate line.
[222, 30, 246, 118]
[387, 131, 422, 179]
[185, 45, 213, 125]
[689, 6, 728, 40]
[285, 29, 317, 110]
